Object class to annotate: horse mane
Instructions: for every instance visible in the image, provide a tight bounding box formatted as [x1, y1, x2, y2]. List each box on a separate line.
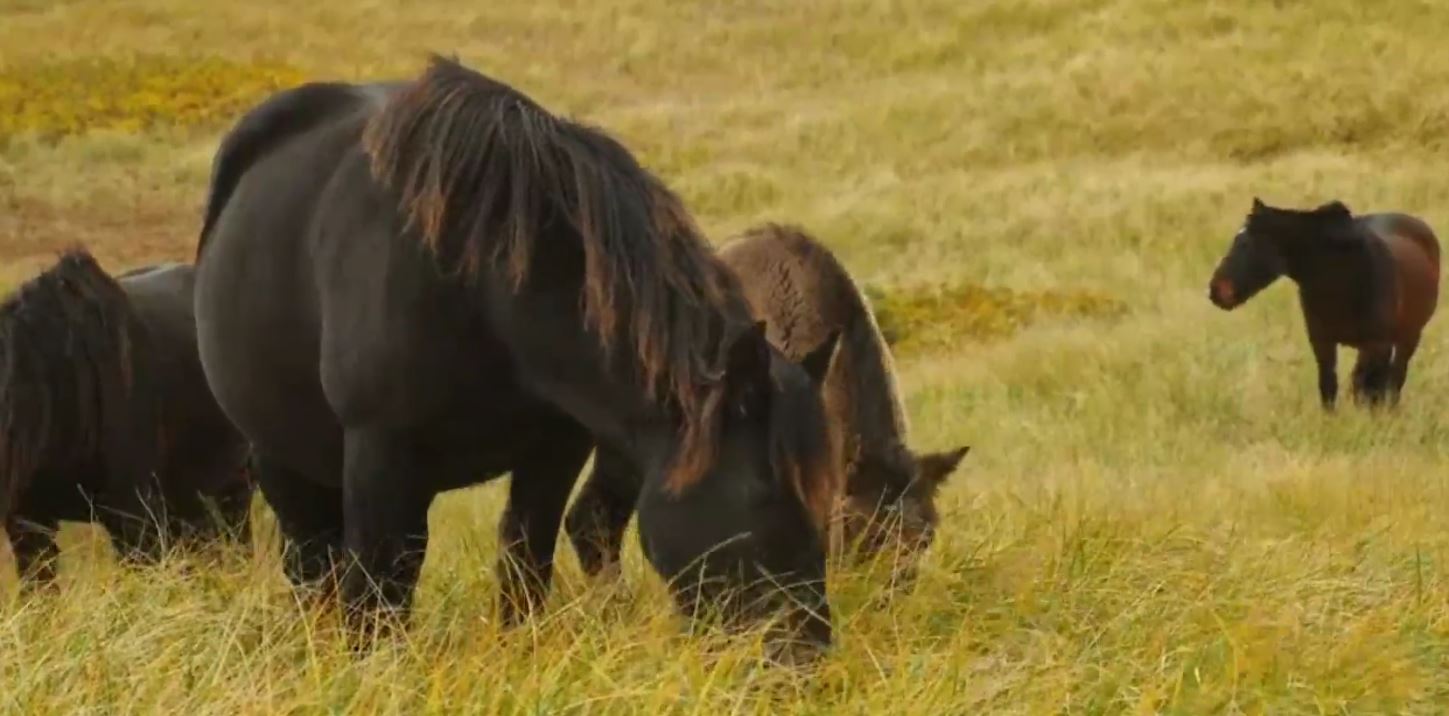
[0, 248, 139, 518]
[1249, 198, 1353, 229]
[766, 356, 841, 534]
[361, 56, 832, 513]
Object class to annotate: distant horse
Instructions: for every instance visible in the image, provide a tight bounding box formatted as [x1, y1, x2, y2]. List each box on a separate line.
[2, 249, 252, 583]
[192, 56, 839, 654]
[567, 224, 969, 582]
[1208, 198, 1440, 408]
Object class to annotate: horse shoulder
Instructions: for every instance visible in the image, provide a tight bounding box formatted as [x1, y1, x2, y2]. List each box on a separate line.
[313, 218, 498, 429]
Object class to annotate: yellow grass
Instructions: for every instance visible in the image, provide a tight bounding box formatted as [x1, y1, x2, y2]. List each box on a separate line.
[4, 0, 1449, 712]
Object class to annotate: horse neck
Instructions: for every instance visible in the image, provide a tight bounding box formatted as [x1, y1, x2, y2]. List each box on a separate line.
[1283, 236, 1369, 292]
[832, 308, 912, 470]
[481, 274, 737, 479]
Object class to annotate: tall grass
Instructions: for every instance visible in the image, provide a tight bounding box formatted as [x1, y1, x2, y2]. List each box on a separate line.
[3, 0, 1449, 712]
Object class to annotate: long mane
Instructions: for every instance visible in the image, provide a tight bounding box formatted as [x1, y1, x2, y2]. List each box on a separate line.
[0, 248, 138, 518]
[360, 55, 832, 514]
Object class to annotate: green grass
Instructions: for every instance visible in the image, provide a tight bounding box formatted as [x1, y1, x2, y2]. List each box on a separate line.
[4, 0, 1449, 712]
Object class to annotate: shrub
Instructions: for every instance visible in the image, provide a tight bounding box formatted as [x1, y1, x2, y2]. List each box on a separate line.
[865, 281, 1127, 354]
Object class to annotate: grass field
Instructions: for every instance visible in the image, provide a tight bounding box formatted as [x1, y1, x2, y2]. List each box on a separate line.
[4, 0, 1449, 712]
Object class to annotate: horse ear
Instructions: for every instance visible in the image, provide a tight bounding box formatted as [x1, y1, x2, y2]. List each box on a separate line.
[917, 445, 970, 487]
[1251, 197, 1266, 212]
[1319, 200, 1351, 218]
[798, 330, 839, 385]
[725, 320, 770, 382]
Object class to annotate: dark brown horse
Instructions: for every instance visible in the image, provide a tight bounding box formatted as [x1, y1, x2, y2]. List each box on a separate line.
[192, 56, 838, 656]
[2, 249, 252, 583]
[567, 223, 969, 583]
[1209, 198, 1440, 408]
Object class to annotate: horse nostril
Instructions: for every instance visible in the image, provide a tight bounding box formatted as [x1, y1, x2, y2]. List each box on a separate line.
[1209, 278, 1236, 308]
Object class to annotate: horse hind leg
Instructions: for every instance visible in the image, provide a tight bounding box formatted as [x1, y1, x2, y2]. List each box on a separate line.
[1389, 333, 1422, 405]
[1350, 345, 1394, 407]
[497, 421, 593, 626]
[564, 446, 641, 580]
[212, 480, 256, 547]
[185, 477, 256, 549]
[254, 454, 344, 602]
[336, 428, 436, 642]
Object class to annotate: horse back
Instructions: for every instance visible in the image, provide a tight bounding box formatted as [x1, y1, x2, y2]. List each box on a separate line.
[718, 225, 912, 473]
[119, 265, 247, 495]
[718, 228, 862, 361]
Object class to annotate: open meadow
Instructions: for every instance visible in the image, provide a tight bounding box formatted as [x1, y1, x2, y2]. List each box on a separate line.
[4, 0, 1449, 712]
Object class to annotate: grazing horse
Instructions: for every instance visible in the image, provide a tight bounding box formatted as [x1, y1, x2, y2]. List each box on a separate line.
[566, 223, 969, 584]
[1208, 198, 1440, 408]
[192, 56, 839, 654]
[2, 249, 252, 583]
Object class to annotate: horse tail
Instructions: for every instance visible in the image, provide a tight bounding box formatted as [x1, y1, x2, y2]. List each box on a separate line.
[363, 55, 745, 492]
[0, 248, 139, 519]
[195, 82, 367, 259]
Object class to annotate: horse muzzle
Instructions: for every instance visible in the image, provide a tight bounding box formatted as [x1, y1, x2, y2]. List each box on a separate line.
[763, 587, 833, 667]
[1208, 278, 1238, 310]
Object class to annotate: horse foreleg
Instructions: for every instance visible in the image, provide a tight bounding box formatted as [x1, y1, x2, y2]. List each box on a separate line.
[7, 516, 60, 585]
[338, 428, 434, 640]
[1310, 337, 1338, 410]
[255, 455, 344, 601]
[497, 421, 593, 626]
[99, 477, 168, 568]
[564, 446, 642, 579]
[7, 479, 93, 584]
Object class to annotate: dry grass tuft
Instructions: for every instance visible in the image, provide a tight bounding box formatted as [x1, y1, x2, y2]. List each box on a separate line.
[866, 281, 1127, 354]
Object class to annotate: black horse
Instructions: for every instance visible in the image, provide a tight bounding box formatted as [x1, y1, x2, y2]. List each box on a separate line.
[192, 56, 839, 654]
[2, 249, 252, 583]
[1209, 198, 1440, 408]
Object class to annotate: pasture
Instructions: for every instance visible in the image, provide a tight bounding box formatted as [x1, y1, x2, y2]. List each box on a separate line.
[4, 0, 1449, 712]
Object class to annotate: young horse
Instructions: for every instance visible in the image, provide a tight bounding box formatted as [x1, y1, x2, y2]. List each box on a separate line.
[567, 224, 969, 583]
[1208, 198, 1440, 408]
[2, 249, 252, 583]
[192, 56, 839, 654]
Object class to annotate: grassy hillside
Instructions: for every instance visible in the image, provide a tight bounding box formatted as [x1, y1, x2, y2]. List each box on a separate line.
[4, 0, 1449, 712]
